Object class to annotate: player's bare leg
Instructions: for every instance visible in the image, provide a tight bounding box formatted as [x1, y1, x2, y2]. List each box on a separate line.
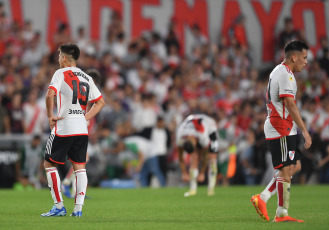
[184, 152, 198, 197]
[207, 154, 217, 196]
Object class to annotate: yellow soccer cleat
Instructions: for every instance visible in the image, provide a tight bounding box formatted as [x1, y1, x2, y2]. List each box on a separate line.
[184, 190, 196, 197]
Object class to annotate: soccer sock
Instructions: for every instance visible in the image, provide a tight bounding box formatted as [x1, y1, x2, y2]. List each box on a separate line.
[74, 169, 87, 212]
[208, 162, 217, 191]
[276, 177, 290, 217]
[45, 167, 64, 209]
[260, 171, 278, 203]
[190, 168, 198, 191]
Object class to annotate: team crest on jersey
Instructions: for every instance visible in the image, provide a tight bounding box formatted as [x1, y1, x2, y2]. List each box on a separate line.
[289, 76, 293, 81]
[289, 151, 295, 160]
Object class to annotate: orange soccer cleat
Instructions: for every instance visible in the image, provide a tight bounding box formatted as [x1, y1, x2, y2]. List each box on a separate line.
[273, 215, 304, 222]
[250, 194, 269, 221]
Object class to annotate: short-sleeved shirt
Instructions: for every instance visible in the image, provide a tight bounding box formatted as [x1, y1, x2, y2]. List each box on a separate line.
[124, 136, 152, 159]
[176, 114, 217, 148]
[48, 67, 102, 136]
[264, 63, 297, 140]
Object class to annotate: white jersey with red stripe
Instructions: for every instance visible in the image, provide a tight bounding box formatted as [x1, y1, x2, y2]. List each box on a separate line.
[48, 66, 102, 136]
[176, 114, 217, 148]
[264, 63, 297, 140]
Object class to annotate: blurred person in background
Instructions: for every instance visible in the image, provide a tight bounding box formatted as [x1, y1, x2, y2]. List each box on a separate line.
[18, 135, 44, 190]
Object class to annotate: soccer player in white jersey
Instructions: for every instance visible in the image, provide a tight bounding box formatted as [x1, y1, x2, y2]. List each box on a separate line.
[250, 40, 312, 222]
[176, 114, 219, 197]
[41, 44, 105, 217]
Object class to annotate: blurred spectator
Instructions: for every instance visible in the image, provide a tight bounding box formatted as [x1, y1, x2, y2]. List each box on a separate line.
[0, 95, 10, 133]
[86, 133, 106, 186]
[138, 116, 171, 184]
[277, 17, 297, 49]
[19, 135, 43, 189]
[22, 89, 45, 134]
[9, 93, 24, 133]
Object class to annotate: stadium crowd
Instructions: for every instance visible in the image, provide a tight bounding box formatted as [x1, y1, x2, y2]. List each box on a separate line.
[0, 2, 329, 189]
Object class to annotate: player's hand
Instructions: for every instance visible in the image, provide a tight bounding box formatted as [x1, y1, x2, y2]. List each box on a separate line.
[48, 116, 64, 130]
[302, 130, 312, 149]
[182, 172, 190, 182]
[197, 173, 205, 182]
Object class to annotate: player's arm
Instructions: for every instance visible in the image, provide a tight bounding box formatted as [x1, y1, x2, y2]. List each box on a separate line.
[85, 97, 105, 121]
[45, 88, 63, 130]
[178, 147, 189, 181]
[283, 96, 312, 149]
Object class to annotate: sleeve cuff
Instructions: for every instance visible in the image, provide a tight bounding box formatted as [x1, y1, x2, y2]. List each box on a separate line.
[90, 95, 103, 103]
[48, 86, 57, 95]
[279, 94, 294, 98]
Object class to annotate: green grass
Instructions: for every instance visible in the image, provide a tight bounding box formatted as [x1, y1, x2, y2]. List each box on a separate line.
[0, 185, 328, 230]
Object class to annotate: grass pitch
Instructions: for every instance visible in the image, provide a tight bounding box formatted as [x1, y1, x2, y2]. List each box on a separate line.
[0, 185, 328, 230]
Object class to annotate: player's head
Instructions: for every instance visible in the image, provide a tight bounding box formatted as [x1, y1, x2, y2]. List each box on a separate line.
[58, 43, 80, 68]
[284, 40, 309, 72]
[183, 140, 195, 154]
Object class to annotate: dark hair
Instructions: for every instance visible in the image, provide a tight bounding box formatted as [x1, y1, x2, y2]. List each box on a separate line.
[183, 140, 194, 154]
[284, 40, 309, 55]
[59, 43, 80, 61]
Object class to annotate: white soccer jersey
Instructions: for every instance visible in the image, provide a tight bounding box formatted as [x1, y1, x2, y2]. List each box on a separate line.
[48, 66, 102, 136]
[176, 114, 217, 148]
[264, 63, 297, 140]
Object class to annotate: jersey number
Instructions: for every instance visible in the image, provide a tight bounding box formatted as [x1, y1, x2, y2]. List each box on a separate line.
[72, 80, 89, 105]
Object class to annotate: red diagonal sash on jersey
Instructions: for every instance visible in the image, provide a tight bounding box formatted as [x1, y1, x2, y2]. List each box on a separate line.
[191, 119, 205, 133]
[64, 70, 87, 110]
[268, 101, 293, 136]
[27, 105, 40, 133]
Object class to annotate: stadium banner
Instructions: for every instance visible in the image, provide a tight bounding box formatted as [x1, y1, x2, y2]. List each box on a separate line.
[2, 0, 328, 67]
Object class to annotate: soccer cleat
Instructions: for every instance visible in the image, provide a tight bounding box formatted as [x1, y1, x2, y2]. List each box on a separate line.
[250, 194, 269, 221]
[273, 215, 304, 222]
[61, 184, 72, 198]
[41, 206, 67, 217]
[207, 189, 215, 196]
[70, 211, 82, 217]
[184, 190, 196, 197]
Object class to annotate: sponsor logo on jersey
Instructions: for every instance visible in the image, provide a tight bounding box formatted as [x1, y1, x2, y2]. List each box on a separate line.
[289, 151, 295, 160]
[68, 109, 85, 114]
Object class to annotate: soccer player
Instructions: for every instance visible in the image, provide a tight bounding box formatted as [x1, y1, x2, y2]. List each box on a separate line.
[41, 43, 105, 217]
[250, 40, 312, 222]
[176, 114, 219, 197]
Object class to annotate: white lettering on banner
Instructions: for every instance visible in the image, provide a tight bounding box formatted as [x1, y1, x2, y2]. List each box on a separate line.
[3, 0, 328, 67]
[0, 151, 19, 165]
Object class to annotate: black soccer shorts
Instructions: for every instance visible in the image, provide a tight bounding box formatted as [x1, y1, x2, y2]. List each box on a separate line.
[208, 131, 219, 154]
[267, 135, 301, 169]
[44, 134, 88, 164]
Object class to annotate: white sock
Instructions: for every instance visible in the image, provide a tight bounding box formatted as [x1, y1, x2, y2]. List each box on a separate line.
[190, 168, 198, 191]
[208, 162, 217, 191]
[260, 171, 278, 203]
[45, 167, 63, 208]
[74, 169, 87, 209]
